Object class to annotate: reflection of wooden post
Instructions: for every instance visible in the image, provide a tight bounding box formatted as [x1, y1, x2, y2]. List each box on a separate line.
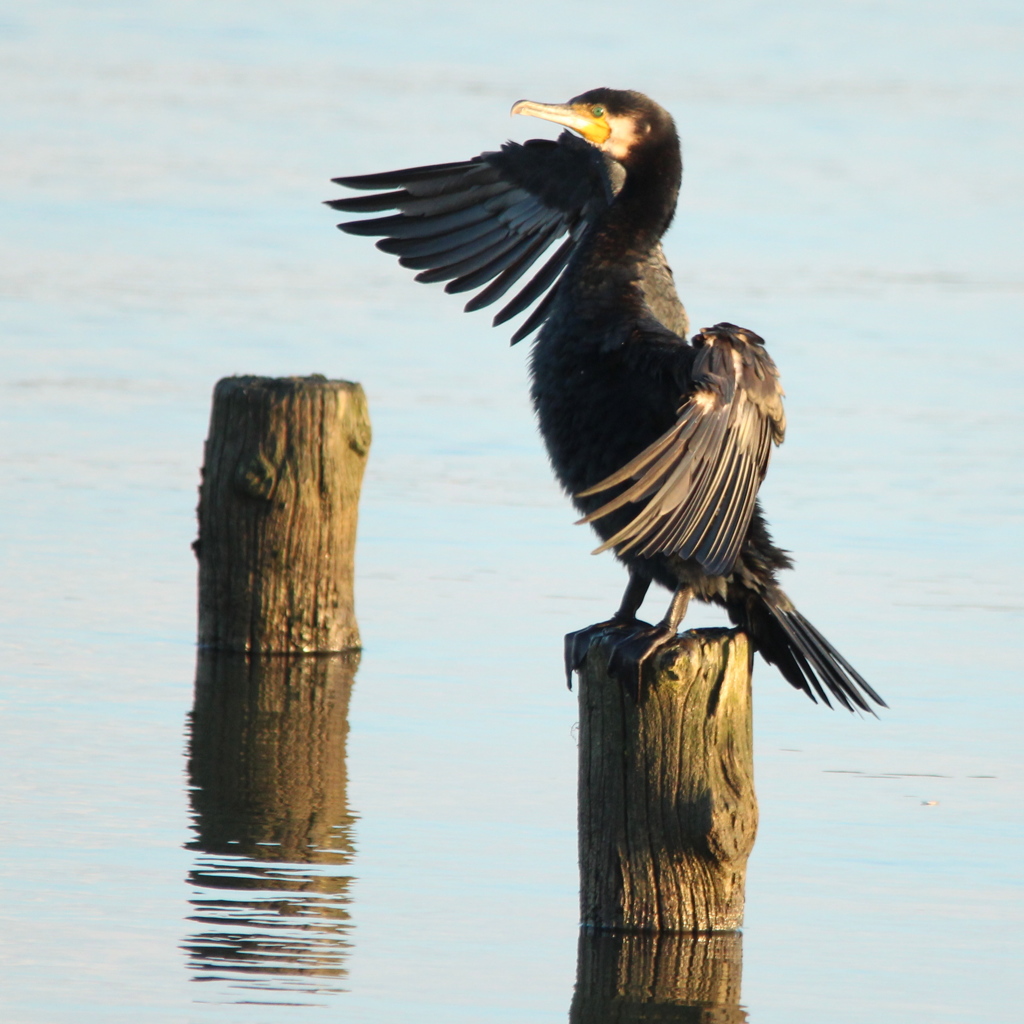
[571, 929, 747, 1023]
[195, 375, 370, 653]
[188, 651, 358, 863]
[578, 626, 757, 933]
[186, 652, 359, 990]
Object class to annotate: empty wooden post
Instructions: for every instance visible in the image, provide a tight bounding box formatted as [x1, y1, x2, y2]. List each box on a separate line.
[577, 625, 758, 933]
[570, 929, 747, 1023]
[195, 375, 370, 653]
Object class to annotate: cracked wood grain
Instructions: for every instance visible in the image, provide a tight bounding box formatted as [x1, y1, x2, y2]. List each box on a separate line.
[196, 375, 370, 653]
[578, 626, 757, 933]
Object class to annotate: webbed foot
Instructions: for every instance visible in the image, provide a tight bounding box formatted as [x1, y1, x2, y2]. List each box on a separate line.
[565, 587, 692, 700]
[605, 622, 679, 702]
[565, 573, 655, 689]
[564, 619, 680, 700]
[564, 619, 638, 689]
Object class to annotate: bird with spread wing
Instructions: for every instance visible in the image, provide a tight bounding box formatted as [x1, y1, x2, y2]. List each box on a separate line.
[327, 88, 885, 713]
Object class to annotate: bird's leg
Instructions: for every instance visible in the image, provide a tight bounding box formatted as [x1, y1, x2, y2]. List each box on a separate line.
[606, 586, 693, 701]
[563, 571, 652, 688]
[661, 586, 691, 631]
[613, 571, 653, 621]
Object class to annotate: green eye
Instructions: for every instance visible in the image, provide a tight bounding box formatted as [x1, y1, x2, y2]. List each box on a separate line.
[591, 105, 605, 117]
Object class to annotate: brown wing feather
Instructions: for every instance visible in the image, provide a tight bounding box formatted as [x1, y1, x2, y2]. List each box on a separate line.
[577, 323, 785, 576]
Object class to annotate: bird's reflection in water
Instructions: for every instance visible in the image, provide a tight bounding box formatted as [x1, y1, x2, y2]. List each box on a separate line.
[571, 928, 747, 1023]
[184, 651, 359, 1005]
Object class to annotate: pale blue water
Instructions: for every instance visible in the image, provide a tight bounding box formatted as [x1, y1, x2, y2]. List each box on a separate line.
[1, 1, 1022, 1021]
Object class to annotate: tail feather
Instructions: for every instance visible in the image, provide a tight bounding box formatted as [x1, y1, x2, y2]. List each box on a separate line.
[793, 612, 888, 708]
[770, 612, 836, 708]
[756, 593, 886, 714]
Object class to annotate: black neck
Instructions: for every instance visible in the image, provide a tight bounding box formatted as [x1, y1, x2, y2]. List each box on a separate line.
[573, 136, 682, 312]
[606, 141, 682, 249]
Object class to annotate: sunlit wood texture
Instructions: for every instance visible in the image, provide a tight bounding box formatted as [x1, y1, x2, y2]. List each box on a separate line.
[570, 929, 747, 1023]
[196, 375, 370, 652]
[578, 627, 757, 932]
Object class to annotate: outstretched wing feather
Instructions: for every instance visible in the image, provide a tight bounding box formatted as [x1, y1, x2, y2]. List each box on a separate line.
[508, 282, 562, 344]
[329, 136, 611, 341]
[460, 224, 564, 306]
[412, 233, 527, 284]
[332, 159, 483, 190]
[494, 236, 575, 326]
[411, 223, 557, 288]
[378, 218, 506, 256]
[448, 223, 563, 295]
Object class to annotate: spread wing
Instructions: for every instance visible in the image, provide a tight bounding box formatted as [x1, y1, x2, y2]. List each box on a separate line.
[577, 323, 786, 577]
[327, 133, 615, 344]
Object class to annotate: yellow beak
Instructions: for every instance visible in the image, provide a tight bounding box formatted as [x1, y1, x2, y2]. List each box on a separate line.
[510, 99, 611, 146]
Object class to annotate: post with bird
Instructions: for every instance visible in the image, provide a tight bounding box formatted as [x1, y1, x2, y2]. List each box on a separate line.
[194, 374, 371, 655]
[572, 625, 757, 933]
[328, 87, 884, 948]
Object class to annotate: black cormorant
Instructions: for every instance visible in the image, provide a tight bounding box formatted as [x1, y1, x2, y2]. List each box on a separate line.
[327, 88, 885, 713]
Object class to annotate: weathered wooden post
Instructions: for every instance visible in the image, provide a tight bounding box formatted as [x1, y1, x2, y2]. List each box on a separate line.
[187, 374, 368, 993]
[577, 625, 758, 933]
[570, 929, 747, 1023]
[195, 375, 370, 654]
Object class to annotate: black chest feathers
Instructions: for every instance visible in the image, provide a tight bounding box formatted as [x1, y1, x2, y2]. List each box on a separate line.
[528, 325, 684, 509]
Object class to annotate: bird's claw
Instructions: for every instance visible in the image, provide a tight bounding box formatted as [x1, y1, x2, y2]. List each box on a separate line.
[565, 618, 677, 700]
[564, 618, 642, 689]
[564, 623, 611, 689]
[605, 623, 678, 702]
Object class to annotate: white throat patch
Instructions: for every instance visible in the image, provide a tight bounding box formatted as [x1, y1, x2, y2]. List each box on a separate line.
[601, 114, 648, 162]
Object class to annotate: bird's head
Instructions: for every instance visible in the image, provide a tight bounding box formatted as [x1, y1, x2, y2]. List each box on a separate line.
[510, 88, 674, 165]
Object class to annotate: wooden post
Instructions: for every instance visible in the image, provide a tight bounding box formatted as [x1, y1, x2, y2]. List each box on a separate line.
[195, 375, 370, 653]
[577, 626, 758, 933]
[570, 929, 747, 1023]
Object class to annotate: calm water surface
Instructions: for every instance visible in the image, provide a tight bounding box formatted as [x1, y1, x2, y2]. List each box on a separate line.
[1, 1, 1022, 1021]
